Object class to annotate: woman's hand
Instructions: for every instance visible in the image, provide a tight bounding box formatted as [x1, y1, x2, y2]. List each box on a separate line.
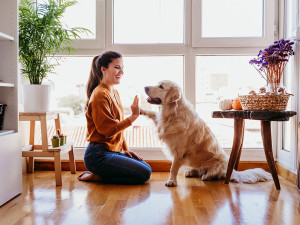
[124, 150, 143, 161]
[131, 95, 140, 116]
[129, 95, 140, 123]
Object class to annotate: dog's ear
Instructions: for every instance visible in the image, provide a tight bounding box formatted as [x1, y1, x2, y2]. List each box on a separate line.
[165, 86, 181, 104]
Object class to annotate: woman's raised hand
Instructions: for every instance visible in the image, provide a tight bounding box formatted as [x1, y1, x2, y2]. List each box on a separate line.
[128, 95, 140, 123]
[131, 95, 140, 116]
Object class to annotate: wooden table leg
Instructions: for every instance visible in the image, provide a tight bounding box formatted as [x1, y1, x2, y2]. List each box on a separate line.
[55, 113, 61, 134]
[261, 120, 280, 190]
[54, 152, 62, 186]
[40, 116, 49, 152]
[225, 118, 245, 184]
[68, 146, 76, 174]
[28, 121, 36, 173]
[234, 119, 245, 170]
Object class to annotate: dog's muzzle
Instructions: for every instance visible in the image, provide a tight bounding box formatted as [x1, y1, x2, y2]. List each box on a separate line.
[144, 86, 162, 104]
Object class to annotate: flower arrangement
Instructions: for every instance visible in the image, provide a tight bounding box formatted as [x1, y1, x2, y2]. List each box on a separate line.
[249, 38, 294, 93]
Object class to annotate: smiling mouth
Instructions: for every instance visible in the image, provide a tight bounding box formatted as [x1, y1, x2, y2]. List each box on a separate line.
[147, 97, 162, 104]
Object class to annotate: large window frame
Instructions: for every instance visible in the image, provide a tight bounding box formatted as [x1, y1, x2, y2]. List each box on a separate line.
[53, 0, 287, 162]
[70, 0, 106, 49]
[276, 0, 299, 173]
[192, 0, 275, 47]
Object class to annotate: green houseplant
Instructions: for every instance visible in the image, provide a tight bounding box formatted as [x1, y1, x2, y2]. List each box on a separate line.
[19, 0, 91, 111]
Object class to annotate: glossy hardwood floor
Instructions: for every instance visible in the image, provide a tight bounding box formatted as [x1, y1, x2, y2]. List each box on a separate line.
[0, 171, 299, 225]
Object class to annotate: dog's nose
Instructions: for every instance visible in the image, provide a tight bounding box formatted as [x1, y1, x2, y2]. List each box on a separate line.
[144, 86, 149, 93]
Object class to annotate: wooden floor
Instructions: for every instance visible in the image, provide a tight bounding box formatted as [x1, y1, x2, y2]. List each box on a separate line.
[0, 172, 299, 225]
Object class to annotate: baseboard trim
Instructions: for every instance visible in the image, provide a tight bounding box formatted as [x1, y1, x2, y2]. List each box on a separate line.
[28, 160, 298, 185]
[276, 163, 297, 185]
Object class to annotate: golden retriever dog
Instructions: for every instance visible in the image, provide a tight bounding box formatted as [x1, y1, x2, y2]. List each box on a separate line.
[140, 80, 272, 187]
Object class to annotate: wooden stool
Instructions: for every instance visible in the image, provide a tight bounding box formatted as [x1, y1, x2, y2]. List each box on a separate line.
[212, 110, 297, 190]
[20, 112, 76, 186]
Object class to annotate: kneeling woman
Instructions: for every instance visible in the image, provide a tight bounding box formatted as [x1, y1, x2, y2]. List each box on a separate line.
[78, 51, 151, 184]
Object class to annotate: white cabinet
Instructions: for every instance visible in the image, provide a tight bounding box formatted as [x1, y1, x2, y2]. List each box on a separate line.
[0, 0, 22, 206]
[0, 133, 22, 206]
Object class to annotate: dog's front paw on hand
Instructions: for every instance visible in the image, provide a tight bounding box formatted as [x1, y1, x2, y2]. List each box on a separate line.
[140, 108, 146, 115]
[165, 179, 177, 187]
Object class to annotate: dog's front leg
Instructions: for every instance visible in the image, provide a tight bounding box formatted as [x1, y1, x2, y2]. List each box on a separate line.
[166, 156, 183, 187]
[140, 108, 158, 125]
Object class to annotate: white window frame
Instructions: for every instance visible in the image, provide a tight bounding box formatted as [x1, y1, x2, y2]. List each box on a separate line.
[276, 0, 299, 173]
[191, 0, 275, 47]
[57, 0, 283, 161]
[70, 0, 106, 49]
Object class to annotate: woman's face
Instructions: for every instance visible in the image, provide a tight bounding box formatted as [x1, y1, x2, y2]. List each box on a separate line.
[101, 57, 124, 86]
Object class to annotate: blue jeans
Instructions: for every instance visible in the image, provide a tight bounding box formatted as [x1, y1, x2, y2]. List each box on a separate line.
[84, 142, 152, 184]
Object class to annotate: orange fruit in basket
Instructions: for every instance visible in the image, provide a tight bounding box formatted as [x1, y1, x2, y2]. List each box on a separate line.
[231, 98, 243, 110]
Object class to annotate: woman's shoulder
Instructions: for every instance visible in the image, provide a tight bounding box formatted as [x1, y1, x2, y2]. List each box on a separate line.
[91, 85, 111, 101]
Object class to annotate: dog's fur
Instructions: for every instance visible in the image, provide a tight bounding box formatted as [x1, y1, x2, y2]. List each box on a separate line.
[141, 80, 272, 187]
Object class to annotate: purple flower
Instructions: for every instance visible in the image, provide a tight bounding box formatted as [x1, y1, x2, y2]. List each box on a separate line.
[249, 38, 295, 85]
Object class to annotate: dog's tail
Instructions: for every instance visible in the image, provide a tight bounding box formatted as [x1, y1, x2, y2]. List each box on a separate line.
[230, 168, 272, 183]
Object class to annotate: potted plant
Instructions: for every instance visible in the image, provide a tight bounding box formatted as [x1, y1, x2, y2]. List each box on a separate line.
[51, 135, 60, 148]
[19, 0, 91, 112]
[239, 38, 295, 111]
[57, 129, 66, 145]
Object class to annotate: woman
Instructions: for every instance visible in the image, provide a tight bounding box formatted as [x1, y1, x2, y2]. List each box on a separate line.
[78, 51, 151, 184]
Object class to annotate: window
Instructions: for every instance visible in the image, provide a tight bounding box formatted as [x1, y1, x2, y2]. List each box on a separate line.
[201, 0, 263, 38]
[282, 60, 293, 151]
[36, 56, 183, 149]
[61, 0, 105, 49]
[276, 0, 298, 171]
[26, 0, 285, 162]
[118, 56, 184, 148]
[39, 57, 91, 148]
[281, 0, 297, 152]
[196, 56, 265, 148]
[62, 0, 96, 39]
[192, 0, 274, 47]
[113, 0, 184, 44]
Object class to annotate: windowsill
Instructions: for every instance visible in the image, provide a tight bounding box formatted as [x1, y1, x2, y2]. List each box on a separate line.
[32, 147, 267, 162]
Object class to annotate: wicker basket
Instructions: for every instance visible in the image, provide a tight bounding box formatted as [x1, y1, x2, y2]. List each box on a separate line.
[239, 94, 290, 111]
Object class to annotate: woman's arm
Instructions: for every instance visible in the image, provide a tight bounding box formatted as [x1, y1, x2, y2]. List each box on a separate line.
[90, 97, 132, 138]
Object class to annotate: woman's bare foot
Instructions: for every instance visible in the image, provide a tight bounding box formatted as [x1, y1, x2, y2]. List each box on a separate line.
[78, 171, 101, 182]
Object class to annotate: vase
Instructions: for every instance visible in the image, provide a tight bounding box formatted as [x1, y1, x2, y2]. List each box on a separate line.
[51, 138, 60, 148]
[23, 84, 50, 112]
[59, 136, 64, 146]
[266, 83, 285, 93]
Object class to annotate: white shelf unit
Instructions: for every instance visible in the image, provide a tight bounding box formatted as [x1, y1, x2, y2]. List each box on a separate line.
[0, 0, 22, 206]
[0, 82, 15, 87]
[0, 32, 14, 41]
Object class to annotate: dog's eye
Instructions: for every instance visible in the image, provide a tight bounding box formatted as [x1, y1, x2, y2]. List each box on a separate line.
[159, 85, 164, 89]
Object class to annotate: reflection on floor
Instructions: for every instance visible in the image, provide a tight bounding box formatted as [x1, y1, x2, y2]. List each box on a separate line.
[0, 171, 299, 225]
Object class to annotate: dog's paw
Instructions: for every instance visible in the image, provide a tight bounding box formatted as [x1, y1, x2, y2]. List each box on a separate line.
[165, 179, 177, 187]
[185, 169, 199, 178]
[201, 174, 213, 181]
[140, 108, 146, 115]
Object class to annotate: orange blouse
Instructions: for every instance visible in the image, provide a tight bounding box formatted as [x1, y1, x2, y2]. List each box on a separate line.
[85, 83, 131, 152]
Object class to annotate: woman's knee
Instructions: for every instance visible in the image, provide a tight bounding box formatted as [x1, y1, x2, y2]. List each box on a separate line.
[139, 163, 152, 183]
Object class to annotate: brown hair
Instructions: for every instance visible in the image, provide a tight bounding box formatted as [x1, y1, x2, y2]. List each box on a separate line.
[85, 51, 122, 109]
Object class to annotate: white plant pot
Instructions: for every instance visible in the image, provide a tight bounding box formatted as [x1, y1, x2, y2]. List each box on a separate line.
[23, 84, 50, 112]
